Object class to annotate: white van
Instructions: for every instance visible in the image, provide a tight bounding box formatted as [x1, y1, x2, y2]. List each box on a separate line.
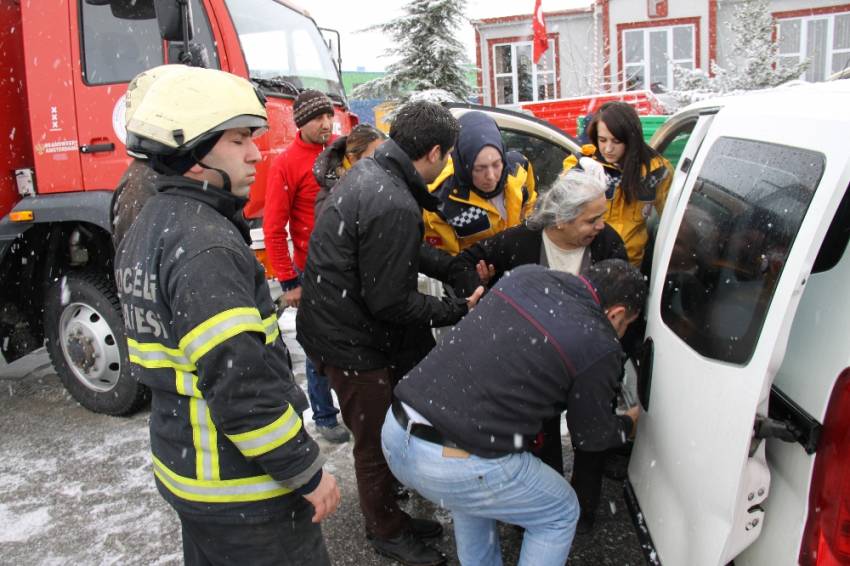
[627, 79, 850, 566]
[444, 86, 849, 564]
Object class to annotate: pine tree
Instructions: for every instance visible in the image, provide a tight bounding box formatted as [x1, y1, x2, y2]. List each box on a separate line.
[672, 0, 808, 103]
[351, 0, 471, 102]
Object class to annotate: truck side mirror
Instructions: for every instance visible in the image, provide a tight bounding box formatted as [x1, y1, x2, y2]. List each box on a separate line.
[154, 0, 194, 42]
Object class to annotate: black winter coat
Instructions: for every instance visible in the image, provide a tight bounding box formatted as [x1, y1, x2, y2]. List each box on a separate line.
[396, 264, 633, 458]
[449, 222, 628, 296]
[297, 139, 468, 372]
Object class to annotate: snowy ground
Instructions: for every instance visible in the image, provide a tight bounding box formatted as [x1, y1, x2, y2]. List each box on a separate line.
[0, 310, 645, 565]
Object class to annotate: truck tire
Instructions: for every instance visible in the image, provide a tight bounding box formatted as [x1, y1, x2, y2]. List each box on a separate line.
[43, 271, 150, 415]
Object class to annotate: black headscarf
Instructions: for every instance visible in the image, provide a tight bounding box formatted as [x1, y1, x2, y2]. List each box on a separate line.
[451, 111, 508, 200]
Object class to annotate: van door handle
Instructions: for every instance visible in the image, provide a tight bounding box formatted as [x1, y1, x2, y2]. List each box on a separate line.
[80, 142, 115, 154]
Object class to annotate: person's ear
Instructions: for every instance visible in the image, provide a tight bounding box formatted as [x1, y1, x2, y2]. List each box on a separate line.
[427, 145, 442, 164]
[186, 162, 205, 175]
[605, 305, 627, 328]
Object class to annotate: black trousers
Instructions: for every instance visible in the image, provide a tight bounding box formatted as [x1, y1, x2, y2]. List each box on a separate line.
[178, 498, 331, 566]
[539, 416, 608, 522]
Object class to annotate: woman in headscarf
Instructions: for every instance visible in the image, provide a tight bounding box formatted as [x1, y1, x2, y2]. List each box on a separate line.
[423, 111, 536, 255]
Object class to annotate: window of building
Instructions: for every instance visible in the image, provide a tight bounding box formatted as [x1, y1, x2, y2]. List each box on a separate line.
[492, 40, 556, 106]
[777, 11, 850, 82]
[623, 25, 695, 91]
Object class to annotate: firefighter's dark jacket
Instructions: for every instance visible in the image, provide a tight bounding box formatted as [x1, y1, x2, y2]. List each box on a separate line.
[396, 264, 634, 458]
[115, 176, 323, 521]
[297, 139, 468, 372]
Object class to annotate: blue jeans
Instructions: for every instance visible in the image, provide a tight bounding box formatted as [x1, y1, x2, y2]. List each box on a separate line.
[305, 358, 339, 428]
[381, 410, 578, 566]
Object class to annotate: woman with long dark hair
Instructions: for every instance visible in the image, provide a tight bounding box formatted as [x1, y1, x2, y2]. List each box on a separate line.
[563, 101, 673, 267]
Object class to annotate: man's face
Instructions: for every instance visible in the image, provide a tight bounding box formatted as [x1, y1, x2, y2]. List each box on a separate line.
[300, 112, 334, 145]
[422, 146, 452, 184]
[198, 127, 261, 198]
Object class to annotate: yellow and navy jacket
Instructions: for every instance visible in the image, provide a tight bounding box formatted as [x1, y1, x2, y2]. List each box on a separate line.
[115, 177, 323, 520]
[423, 153, 536, 255]
[563, 147, 672, 267]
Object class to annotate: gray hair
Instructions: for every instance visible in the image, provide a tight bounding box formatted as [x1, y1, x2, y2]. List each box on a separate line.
[527, 169, 607, 230]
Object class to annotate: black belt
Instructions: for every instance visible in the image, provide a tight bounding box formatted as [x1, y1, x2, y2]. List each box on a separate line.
[391, 398, 462, 450]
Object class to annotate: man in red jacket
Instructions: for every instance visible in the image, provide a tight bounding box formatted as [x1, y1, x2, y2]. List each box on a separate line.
[264, 90, 349, 444]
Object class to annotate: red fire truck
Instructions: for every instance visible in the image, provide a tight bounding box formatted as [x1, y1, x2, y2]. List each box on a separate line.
[0, 0, 357, 414]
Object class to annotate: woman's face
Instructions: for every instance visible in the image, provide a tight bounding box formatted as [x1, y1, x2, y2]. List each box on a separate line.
[471, 146, 504, 193]
[596, 120, 626, 166]
[553, 194, 607, 248]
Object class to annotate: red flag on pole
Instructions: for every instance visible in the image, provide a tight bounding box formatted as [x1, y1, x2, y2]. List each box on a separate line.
[533, 0, 548, 64]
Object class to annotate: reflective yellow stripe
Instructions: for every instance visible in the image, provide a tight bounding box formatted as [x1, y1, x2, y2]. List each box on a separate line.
[263, 313, 280, 344]
[190, 397, 220, 481]
[175, 369, 202, 398]
[152, 456, 291, 503]
[207, 407, 220, 481]
[128, 338, 194, 371]
[226, 405, 302, 458]
[129, 312, 280, 371]
[179, 307, 265, 364]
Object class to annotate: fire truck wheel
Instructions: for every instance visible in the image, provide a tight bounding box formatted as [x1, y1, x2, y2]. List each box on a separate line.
[43, 271, 150, 415]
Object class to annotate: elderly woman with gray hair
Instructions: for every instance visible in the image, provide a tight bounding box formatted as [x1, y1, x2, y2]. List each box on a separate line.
[453, 169, 627, 292]
[450, 168, 628, 535]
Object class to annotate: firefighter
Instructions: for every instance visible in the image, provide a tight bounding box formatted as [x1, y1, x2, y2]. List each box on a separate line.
[116, 66, 339, 565]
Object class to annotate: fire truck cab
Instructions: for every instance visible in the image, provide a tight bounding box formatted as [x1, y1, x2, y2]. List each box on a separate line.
[0, 0, 356, 414]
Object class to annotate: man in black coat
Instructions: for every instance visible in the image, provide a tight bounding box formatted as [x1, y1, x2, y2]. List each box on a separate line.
[297, 101, 483, 566]
[383, 260, 645, 566]
[449, 170, 631, 533]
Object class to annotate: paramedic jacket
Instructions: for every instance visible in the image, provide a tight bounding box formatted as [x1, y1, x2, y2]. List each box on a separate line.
[395, 264, 633, 458]
[115, 176, 323, 521]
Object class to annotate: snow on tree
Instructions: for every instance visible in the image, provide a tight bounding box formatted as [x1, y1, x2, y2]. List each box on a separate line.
[351, 0, 472, 102]
[671, 0, 808, 105]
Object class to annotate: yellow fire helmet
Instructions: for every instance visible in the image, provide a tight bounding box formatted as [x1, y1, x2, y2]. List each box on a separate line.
[125, 64, 187, 127]
[124, 64, 187, 159]
[126, 66, 267, 168]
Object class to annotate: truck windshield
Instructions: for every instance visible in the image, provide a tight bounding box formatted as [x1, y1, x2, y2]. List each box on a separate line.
[225, 0, 346, 102]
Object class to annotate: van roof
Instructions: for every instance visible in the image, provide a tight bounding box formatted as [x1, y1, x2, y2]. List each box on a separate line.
[677, 79, 850, 122]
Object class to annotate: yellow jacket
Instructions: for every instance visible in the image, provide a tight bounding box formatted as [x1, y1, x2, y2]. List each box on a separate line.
[423, 153, 536, 255]
[563, 148, 672, 266]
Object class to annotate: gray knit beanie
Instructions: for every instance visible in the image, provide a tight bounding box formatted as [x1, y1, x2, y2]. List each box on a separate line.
[293, 90, 333, 128]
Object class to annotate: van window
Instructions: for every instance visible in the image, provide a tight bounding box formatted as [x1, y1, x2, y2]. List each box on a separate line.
[166, 0, 220, 69]
[80, 1, 164, 85]
[501, 130, 568, 191]
[660, 137, 824, 365]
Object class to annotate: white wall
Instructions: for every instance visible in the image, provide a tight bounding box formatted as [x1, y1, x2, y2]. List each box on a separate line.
[474, 11, 598, 105]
